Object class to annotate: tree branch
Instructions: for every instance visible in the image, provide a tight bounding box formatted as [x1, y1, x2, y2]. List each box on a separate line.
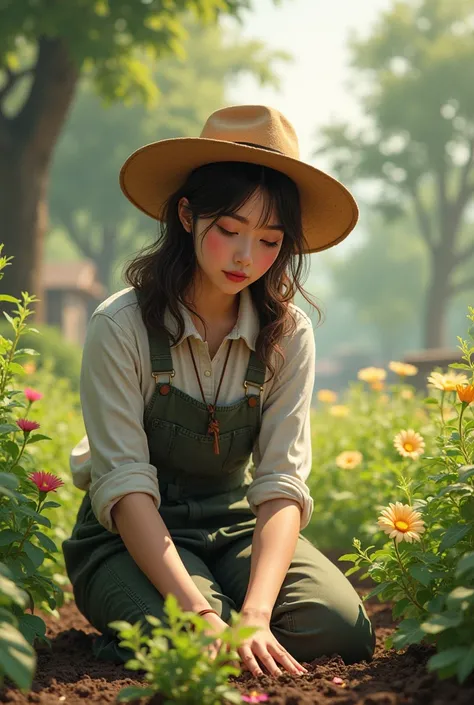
[449, 275, 474, 298]
[450, 136, 474, 237]
[407, 181, 435, 250]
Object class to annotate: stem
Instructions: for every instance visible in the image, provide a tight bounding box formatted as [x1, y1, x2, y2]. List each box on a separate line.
[458, 404, 471, 464]
[393, 539, 425, 612]
[9, 433, 28, 472]
[4, 496, 43, 560]
[440, 390, 446, 431]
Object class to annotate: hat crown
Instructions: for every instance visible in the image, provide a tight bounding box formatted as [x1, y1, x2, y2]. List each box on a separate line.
[200, 105, 300, 160]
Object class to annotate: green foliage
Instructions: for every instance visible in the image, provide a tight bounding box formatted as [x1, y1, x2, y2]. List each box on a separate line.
[111, 593, 257, 704]
[0, 562, 36, 691]
[0, 321, 82, 391]
[0, 1, 255, 104]
[334, 307, 474, 684]
[0, 245, 71, 687]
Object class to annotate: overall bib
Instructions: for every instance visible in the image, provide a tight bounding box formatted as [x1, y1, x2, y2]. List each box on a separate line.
[63, 321, 375, 665]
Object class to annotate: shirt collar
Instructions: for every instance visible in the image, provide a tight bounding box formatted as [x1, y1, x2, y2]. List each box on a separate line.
[164, 287, 259, 351]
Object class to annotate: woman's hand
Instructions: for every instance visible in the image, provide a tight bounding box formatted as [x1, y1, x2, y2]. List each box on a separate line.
[199, 611, 232, 661]
[237, 610, 308, 678]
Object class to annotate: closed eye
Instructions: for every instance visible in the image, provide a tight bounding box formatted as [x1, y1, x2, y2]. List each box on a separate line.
[218, 225, 280, 248]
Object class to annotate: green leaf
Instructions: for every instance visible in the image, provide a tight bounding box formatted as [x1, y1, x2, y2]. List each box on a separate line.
[18, 613, 47, 645]
[0, 473, 19, 490]
[392, 597, 411, 619]
[33, 531, 57, 553]
[365, 581, 393, 600]
[424, 397, 440, 404]
[438, 524, 471, 553]
[446, 586, 474, 607]
[338, 553, 360, 562]
[25, 434, 52, 444]
[22, 542, 45, 570]
[391, 619, 425, 649]
[421, 613, 462, 634]
[409, 564, 434, 587]
[455, 552, 474, 579]
[0, 529, 23, 546]
[116, 686, 155, 702]
[0, 621, 36, 690]
[449, 363, 472, 370]
[41, 501, 61, 509]
[0, 295, 19, 303]
[458, 465, 474, 482]
[457, 644, 474, 683]
[0, 423, 19, 435]
[427, 646, 468, 671]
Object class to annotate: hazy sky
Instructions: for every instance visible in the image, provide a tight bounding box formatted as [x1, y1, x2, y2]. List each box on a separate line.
[225, 0, 393, 273]
[227, 0, 392, 163]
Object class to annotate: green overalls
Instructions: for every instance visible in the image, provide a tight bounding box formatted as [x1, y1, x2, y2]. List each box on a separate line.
[62, 316, 375, 665]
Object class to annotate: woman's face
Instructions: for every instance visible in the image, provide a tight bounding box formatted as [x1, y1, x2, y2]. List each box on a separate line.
[178, 189, 284, 295]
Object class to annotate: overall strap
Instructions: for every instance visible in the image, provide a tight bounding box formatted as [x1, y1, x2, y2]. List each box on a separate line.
[244, 349, 266, 396]
[135, 288, 175, 384]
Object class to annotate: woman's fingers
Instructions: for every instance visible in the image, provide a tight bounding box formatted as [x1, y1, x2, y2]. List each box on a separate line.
[269, 644, 307, 674]
[254, 644, 282, 677]
[239, 645, 264, 677]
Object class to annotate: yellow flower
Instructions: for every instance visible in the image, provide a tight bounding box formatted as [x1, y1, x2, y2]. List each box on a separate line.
[335, 450, 363, 469]
[400, 389, 414, 400]
[370, 381, 385, 391]
[427, 371, 468, 392]
[357, 367, 387, 384]
[393, 429, 425, 459]
[330, 405, 350, 417]
[456, 384, 474, 405]
[389, 361, 418, 377]
[377, 502, 425, 543]
[317, 389, 338, 403]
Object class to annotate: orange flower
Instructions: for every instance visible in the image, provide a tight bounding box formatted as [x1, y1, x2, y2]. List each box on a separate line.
[456, 384, 474, 405]
[317, 389, 338, 403]
[336, 450, 363, 469]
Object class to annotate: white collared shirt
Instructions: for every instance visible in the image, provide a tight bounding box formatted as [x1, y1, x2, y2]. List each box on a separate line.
[70, 286, 315, 533]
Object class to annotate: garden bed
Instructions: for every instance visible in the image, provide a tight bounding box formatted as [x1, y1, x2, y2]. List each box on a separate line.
[1, 579, 473, 705]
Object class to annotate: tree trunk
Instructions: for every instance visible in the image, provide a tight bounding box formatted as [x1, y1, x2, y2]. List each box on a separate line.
[0, 148, 49, 321]
[423, 243, 453, 349]
[0, 37, 78, 323]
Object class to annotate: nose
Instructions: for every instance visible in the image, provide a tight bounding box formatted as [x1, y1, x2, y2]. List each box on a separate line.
[234, 237, 253, 267]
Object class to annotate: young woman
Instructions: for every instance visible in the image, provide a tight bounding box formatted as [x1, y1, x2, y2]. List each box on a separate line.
[63, 105, 375, 678]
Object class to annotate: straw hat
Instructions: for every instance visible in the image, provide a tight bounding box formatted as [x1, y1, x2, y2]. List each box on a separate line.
[120, 105, 358, 254]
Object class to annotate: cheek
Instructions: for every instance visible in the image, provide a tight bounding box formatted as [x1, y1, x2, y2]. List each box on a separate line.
[256, 248, 280, 274]
[202, 230, 227, 259]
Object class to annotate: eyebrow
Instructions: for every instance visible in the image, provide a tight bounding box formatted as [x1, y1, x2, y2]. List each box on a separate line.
[220, 212, 284, 232]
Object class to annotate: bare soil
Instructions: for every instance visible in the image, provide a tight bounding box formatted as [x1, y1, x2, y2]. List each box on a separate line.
[1, 571, 473, 705]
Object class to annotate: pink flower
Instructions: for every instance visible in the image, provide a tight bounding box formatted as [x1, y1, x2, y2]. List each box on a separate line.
[24, 387, 43, 403]
[29, 471, 64, 493]
[242, 692, 269, 703]
[16, 418, 40, 433]
[332, 676, 346, 687]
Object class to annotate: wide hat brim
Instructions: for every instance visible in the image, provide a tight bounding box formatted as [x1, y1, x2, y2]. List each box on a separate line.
[119, 137, 358, 254]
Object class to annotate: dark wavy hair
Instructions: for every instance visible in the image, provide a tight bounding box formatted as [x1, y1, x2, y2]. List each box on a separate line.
[124, 161, 322, 381]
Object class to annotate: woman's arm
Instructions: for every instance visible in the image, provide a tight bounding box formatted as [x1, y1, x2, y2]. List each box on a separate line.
[240, 497, 301, 621]
[111, 492, 212, 613]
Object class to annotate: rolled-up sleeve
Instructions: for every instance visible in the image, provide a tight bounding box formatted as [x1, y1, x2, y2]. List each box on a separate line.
[79, 312, 160, 533]
[246, 311, 315, 530]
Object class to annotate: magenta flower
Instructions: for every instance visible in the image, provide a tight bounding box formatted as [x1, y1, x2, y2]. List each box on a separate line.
[16, 418, 40, 433]
[24, 387, 43, 403]
[242, 692, 269, 703]
[332, 676, 346, 687]
[29, 471, 64, 493]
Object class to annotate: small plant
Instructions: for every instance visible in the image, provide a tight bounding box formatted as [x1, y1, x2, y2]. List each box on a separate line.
[0, 246, 65, 688]
[339, 307, 474, 683]
[110, 593, 258, 704]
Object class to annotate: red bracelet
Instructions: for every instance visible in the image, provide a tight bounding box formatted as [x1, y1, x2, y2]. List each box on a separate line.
[197, 608, 219, 617]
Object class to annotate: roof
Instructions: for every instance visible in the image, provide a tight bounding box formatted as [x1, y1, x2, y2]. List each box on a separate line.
[42, 260, 107, 299]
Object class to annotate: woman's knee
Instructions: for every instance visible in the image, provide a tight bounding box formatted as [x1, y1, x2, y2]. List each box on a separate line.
[272, 598, 376, 664]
